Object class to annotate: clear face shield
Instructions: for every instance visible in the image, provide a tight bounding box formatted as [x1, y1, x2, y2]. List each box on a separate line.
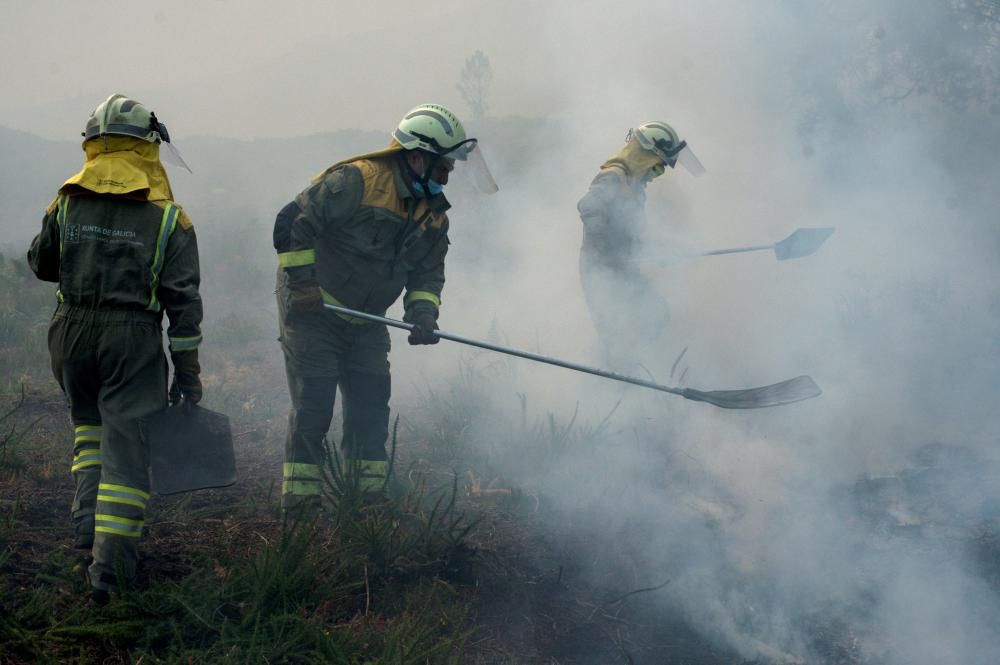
[160, 141, 192, 173]
[151, 114, 193, 173]
[673, 142, 705, 178]
[443, 139, 498, 194]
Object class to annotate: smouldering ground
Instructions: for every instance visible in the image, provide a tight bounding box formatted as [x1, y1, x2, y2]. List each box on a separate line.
[0, 376, 781, 664]
[6, 256, 995, 662]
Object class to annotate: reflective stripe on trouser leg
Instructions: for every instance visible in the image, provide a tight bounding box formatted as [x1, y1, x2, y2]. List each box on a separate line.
[94, 483, 149, 535]
[52, 309, 164, 591]
[72, 423, 103, 472]
[71, 422, 102, 544]
[71, 422, 102, 523]
[347, 459, 388, 493]
[282, 373, 338, 510]
[339, 371, 390, 494]
[282, 462, 322, 500]
[90, 482, 149, 590]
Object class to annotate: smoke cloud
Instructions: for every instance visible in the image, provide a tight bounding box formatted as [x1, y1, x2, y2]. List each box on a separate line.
[5, 1, 999, 662]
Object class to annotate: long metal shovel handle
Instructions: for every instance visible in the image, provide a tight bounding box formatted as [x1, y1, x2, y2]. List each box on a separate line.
[323, 304, 821, 409]
[701, 227, 835, 261]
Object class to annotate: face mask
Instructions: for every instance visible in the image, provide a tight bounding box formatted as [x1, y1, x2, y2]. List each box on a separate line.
[648, 163, 666, 179]
[412, 179, 444, 197]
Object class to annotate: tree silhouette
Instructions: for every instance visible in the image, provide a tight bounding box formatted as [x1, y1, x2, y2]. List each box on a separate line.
[457, 51, 493, 122]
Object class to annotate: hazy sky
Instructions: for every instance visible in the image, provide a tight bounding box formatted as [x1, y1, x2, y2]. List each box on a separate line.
[0, 0, 754, 140]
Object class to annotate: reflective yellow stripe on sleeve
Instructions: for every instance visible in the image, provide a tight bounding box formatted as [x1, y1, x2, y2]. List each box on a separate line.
[56, 195, 69, 255]
[55, 195, 70, 304]
[147, 204, 179, 312]
[278, 249, 316, 268]
[404, 290, 441, 308]
[169, 334, 203, 351]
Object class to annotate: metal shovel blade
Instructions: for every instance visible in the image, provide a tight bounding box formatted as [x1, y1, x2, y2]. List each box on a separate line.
[681, 375, 822, 409]
[773, 227, 835, 261]
[145, 402, 236, 495]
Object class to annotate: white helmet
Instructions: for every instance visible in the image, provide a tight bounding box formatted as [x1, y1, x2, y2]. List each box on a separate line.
[83, 94, 168, 144]
[82, 93, 191, 172]
[392, 104, 476, 160]
[392, 103, 497, 193]
[627, 121, 705, 177]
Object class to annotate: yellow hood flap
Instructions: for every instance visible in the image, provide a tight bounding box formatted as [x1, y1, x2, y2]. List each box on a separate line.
[601, 137, 662, 179]
[312, 139, 406, 184]
[61, 136, 174, 201]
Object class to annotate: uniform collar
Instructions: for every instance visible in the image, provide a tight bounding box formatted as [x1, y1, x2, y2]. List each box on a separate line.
[391, 157, 417, 201]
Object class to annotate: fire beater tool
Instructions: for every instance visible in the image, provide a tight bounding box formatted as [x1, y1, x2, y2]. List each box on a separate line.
[323, 304, 822, 409]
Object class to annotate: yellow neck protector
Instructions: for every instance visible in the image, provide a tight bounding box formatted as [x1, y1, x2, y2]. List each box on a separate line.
[600, 137, 663, 180]
[61, 136, 174, 201]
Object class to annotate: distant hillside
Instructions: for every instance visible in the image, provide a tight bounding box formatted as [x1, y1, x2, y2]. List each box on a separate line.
[2, 125, 388, 246]
[0, 126, 80, 240]
[2, 116, 570, 250]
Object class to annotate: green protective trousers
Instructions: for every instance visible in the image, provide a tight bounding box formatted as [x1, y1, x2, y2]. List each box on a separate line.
[578, 251, 669, 374]
[48, 305, 167, 591]
[276, 272, 392, 512]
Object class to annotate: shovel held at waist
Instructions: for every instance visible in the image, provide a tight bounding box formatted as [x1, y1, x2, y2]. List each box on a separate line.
[322, 303, 821, 409]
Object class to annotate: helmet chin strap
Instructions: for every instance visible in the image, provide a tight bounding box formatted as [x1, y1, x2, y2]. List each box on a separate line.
[419, 153, 435, 187]
[403, 151, 436, 196]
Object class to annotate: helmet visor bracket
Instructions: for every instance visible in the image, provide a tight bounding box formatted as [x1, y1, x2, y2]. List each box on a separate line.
[408, 134, 497, 194]
[631, 127, 678, 163]
[149, 112, 170, 144]
[411, 133, 479, 161]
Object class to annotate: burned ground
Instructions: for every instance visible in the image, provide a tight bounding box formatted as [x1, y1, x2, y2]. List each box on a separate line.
[4, 365, 999, 664]
[3, 237, 1000, 664]
[0, 376, 762, 664]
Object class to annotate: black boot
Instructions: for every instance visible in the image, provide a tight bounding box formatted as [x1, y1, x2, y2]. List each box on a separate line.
[89, 588, 110, 606]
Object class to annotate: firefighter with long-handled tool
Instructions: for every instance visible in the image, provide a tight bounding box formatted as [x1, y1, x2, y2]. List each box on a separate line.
[578, 123, 834, 377]
[578, 121, 705, 371]
[272, 104, 497, 516]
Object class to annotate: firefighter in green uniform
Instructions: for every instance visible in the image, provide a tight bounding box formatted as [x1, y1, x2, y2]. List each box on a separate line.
[27, 94, 203, 603]
[274, 103, 485, 514]
[577, 121, 704, 370]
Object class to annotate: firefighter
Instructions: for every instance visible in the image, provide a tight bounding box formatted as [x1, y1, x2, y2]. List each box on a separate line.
[274, 104, 492, 515]
[577, 121, 704, 370]
[27, 94, 203, 604]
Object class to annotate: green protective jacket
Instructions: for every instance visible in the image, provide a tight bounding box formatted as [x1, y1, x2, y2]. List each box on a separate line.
[27, 193, 203, 353]
[577, 164, 648, 273]
[273, 155, 450, 321]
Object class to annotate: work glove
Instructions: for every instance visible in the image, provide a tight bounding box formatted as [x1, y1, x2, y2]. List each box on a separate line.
[169, 349, 202, 405]
[283, 267, 324, 319]
[403, 302, 440, 345]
